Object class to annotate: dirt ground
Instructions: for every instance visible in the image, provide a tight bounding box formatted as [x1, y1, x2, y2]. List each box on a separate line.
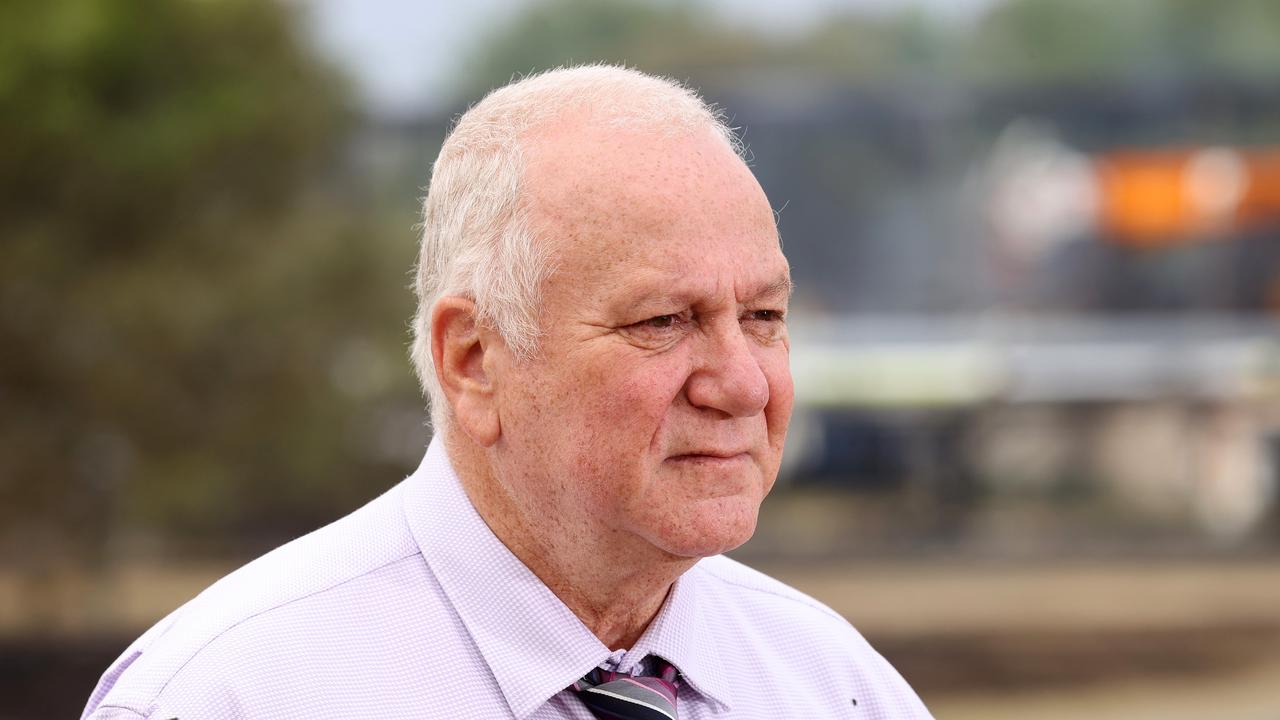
[761, 559, 1280, 719]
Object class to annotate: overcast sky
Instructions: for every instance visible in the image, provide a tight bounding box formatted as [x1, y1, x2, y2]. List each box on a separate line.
[300, 0, 995, 115]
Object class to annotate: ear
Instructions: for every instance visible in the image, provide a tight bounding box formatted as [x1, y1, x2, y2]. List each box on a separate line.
[431, 296, 501, 447]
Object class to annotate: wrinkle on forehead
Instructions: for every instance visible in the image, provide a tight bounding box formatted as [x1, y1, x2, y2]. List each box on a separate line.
[614, 263, 792, 302]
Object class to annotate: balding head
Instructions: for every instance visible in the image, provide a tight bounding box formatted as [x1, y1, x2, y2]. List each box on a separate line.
[411, 65, 741, 429]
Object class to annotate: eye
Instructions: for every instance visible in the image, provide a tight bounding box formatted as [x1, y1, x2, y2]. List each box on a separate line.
[641, 314, 678, 329]
[620, 311, 691, 348]
[629, 310, 691, 331]
[742, 308, 787, 341]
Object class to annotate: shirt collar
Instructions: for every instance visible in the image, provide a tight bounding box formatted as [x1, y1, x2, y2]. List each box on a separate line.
[400, 436, 731, 716]
[402, 437, 607, 718]
[625, 564, 732, 711]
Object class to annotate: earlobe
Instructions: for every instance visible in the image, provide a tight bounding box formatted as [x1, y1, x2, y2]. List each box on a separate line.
[431, 297, 501, 447]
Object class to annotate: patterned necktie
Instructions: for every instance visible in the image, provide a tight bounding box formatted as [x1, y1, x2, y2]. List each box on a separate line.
[572, 657, 680, 720]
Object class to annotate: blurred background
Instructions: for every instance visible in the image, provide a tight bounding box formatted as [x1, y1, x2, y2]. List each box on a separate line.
[3, 0, 1280, 717]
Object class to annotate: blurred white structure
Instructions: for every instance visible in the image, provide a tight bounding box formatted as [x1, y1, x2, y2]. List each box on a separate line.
[786, 313, 1280, 540]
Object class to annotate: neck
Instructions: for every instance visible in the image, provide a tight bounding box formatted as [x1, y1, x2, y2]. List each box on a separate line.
[445, 432, 696, 650]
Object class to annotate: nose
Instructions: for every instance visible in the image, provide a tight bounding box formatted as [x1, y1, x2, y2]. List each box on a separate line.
[684, 319, 770, 417]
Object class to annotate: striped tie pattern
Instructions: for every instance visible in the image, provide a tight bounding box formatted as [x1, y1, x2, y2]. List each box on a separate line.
[572, 658, 680, 720]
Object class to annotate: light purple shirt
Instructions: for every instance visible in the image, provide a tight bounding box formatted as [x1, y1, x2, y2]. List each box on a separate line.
[83, 437, 932, 719]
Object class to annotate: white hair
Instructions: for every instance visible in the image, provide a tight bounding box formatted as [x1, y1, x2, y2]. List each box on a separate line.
[411, 64, 741, 430]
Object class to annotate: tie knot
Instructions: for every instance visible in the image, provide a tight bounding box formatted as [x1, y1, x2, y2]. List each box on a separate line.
[573, 656, 680, 720]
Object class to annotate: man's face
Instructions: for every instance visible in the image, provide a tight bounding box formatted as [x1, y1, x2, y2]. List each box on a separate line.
[490, 121, 793, 560]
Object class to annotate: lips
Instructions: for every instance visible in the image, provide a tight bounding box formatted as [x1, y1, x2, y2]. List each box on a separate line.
[667, 450, 750, 461]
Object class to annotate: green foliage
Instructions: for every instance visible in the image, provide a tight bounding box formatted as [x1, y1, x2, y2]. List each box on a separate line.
[0, 0, 343, 243]
[0, 0, 419, 563]
[966, 0, 1280, 84]
[464, 0, 769, 98]
[465, 0, 1280, 96]
[779, 9, 957, 82]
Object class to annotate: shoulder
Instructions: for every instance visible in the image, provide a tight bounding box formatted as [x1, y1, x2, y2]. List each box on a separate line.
[691, 554, 853, 629]
[688, 555, 871, 666]
[82, 482, 429, 718]
[687, 555, 935, 718]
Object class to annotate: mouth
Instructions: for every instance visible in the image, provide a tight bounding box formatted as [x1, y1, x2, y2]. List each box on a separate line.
[667, 451, 750, 463]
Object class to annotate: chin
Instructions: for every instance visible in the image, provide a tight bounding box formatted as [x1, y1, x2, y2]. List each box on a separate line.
[647, 496, 763, 559]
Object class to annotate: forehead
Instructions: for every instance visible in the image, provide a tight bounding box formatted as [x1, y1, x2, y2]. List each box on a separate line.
[522, 120, 786, 300]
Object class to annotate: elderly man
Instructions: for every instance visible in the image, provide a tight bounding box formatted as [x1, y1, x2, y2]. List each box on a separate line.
[82, 66, 931, 719]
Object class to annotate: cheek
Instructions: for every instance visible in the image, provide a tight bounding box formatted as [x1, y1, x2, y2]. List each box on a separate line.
[562, 357, 690, 511]
[568, 351, 690, 457]
[612, 360, 690, 443]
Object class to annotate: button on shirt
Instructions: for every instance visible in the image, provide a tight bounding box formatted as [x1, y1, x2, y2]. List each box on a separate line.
[82, 437, 933, 719]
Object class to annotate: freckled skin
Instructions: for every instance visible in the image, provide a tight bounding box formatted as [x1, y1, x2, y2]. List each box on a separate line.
[443, 120, 792, 649]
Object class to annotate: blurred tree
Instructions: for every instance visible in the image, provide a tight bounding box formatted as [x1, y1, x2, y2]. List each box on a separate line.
[967, 0, 1280, 85]
[464, 0, 967, 98]
[463, 0, 769, 99]
[466, 0, 1280, 119]
[785, 9, 956, 82]
[0, 0, 420, 575]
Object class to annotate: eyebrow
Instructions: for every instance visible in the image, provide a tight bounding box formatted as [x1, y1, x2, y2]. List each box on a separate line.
[752, 275, 795, 302]
[620, 272, 794, 312]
